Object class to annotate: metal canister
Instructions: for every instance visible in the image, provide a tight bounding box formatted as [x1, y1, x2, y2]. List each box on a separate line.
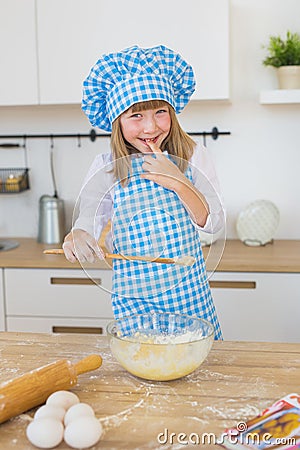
[37, 195, 65, 244]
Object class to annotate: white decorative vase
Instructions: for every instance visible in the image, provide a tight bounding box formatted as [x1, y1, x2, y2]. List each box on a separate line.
[277, 66, 300, 89]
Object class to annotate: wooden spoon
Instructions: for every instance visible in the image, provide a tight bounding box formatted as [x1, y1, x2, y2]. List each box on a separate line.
[43, 249, 195, 266]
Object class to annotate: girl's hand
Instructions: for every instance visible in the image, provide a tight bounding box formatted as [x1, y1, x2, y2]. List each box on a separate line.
[140, 140, 209, 227]
[62, 229, 104, 263]
[140, 140, 187, 191]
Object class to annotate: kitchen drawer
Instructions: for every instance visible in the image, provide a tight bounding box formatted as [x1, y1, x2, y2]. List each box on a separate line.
[6, 316, 111, 334]
[5, 268, 113, 319]
[0, 269, 5, 331]
[209, 272, 300, 343]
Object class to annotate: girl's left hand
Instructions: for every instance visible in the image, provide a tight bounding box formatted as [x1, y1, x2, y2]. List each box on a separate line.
[140, 140, 187, 191]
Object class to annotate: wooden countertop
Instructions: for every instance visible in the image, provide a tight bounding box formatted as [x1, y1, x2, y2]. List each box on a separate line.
[0, 237, 300, 272]
[0, 238, 108, 270]
[0, 332, 299, 449]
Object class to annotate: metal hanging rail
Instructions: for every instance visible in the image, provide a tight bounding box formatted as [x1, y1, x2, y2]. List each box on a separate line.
[0, 127, 230, 146]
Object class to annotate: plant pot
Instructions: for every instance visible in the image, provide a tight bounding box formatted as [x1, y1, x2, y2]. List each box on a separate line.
[277, 66, 300, 89]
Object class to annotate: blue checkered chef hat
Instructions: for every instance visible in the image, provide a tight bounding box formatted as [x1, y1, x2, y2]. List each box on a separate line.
[82, 45, 196, 132]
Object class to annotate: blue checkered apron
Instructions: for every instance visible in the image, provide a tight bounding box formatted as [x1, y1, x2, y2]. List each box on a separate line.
[111, 154, 222, 340]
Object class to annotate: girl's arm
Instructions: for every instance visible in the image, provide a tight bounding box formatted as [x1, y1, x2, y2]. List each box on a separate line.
[63, 154, 113, 263]
[171, 177, 209, 227]
[189, 144, 225, 233]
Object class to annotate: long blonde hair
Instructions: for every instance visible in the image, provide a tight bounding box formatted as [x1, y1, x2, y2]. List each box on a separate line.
[110, 100, 196, 184]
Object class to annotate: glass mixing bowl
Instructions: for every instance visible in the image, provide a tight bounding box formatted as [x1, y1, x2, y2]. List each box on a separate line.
[106, 313, 214, 381]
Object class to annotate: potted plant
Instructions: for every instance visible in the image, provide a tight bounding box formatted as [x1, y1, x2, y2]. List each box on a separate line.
[262, 30, 300, 89]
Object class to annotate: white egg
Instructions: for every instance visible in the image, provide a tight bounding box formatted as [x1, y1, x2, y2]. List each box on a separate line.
[46, 390, 80, 411]
[64, 416, 102, 449]
[26, 418, 64, 449]
[34, 404, 66, 422]
[64, 403, 95, 426]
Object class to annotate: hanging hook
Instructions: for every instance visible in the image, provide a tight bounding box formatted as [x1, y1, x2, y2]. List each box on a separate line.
[211, 127, 219, 140]
[90, 129, 97, 142]
[202, 131, 207, 147]
[23, 135, 29, 168]
[77, 134, 82, 148]
[49, 135, 58, 197]
[22, 135, 27, 148]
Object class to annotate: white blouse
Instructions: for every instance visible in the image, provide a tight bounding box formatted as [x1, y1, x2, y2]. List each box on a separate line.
[73, 143, 225, 244]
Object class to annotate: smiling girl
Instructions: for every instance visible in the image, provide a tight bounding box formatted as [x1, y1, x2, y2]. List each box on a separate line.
[63, 45, 225, 339]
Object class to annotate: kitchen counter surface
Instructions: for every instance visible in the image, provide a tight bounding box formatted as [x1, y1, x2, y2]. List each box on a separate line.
[0, 332, 299, 449]
[0, 237, 300, 272]
[0, 238, 108, 270]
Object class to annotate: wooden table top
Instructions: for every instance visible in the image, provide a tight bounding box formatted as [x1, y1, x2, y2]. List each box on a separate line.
[0, 332, 299, 449]
[1, 237, 300, 272]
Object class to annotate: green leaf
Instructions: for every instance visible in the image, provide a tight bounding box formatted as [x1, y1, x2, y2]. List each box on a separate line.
[262, 31, 300, 67]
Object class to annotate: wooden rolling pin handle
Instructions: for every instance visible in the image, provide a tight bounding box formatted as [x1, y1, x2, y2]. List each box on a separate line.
[74, 354, 102, 375]
[0, 355, 102, 424]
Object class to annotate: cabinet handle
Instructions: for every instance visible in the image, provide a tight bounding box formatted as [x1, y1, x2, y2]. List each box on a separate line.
[50, 277, 101, 285]
[52, 326, 103, 334]
[209, 280, 256, 289]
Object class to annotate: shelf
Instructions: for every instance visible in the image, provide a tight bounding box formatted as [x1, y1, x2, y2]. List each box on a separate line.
[260, 89, 300, 104]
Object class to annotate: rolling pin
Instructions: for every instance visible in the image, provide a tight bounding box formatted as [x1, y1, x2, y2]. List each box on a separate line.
[0, 354, 102, 424]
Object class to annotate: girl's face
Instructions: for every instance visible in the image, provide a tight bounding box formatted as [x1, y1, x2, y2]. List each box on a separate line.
[120, 106, 171, 153]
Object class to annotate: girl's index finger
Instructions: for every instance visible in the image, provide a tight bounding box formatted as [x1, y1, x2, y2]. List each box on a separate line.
[145, 139, 163, 154]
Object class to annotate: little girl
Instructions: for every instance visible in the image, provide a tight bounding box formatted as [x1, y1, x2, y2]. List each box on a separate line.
[63, 45, 225, 339]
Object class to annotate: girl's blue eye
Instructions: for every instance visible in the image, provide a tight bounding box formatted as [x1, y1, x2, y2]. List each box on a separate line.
[157, 109, 167, 114]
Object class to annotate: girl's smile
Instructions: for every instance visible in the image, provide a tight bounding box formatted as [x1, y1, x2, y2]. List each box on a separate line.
[139, 136, 160, 148]
[120, 107, 171, 153]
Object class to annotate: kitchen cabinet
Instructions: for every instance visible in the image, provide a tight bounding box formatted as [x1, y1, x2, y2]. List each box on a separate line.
[0, 0, 229, 106]
[210, 272, 300, 343]
[36, 0, 230, 105]
[2, 239, 300, 341]
[0, 0, 38, 105]
[6, 317, 111, 334]
[4, 267, 300, 341]
[0, 269, 5, 331]
[4, 268, 113, 334]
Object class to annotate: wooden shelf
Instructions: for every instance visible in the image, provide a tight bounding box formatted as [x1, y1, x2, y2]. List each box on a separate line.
[260, 89, 300, 104]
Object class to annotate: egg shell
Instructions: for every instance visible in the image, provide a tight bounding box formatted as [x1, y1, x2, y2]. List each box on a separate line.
[46, 390, 80, 411]
[34, 404, 66, 422]
[64, 416, 102, 449]
[26, 418, 64, 449]
[64, 403, 95, 426]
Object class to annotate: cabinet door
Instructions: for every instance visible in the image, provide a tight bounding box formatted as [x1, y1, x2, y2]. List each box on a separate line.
[0, 0, 38, 105]
[7, 316, 111, 334]
[209, 272, 300, 343]
[5, 268, 113, 319]
[0, 269, 5, 331]
[36, 0, 229, 105]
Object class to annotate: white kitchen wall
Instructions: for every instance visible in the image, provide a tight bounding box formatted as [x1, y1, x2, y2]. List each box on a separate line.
[0, 0, 299, 240]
